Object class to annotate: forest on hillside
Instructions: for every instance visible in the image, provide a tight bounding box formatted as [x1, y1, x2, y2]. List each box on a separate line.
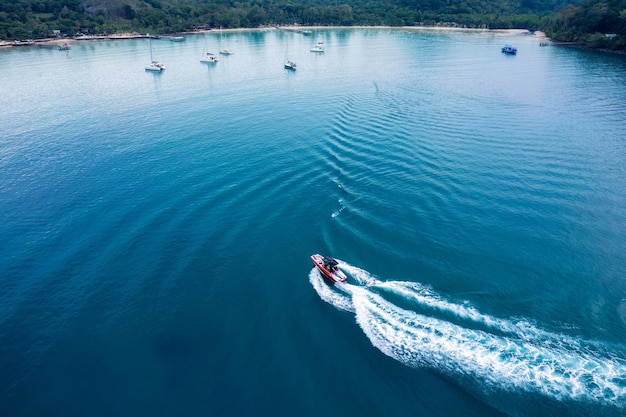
[0, 0, 624, 50]
[545, 0, 626, 49]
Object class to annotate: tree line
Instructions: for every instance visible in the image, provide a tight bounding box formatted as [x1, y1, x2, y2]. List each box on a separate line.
[545, 0, 626, 49]
[0, 0, 624, 50]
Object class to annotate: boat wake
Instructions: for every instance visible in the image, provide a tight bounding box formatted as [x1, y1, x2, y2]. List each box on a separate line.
[331, 199, 345, 218]
[309, 262, 626, 408]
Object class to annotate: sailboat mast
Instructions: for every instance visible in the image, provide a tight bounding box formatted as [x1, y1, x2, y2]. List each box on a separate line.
[148, 33, 153, 62]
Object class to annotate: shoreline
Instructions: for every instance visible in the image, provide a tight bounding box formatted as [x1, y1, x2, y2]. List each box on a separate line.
[0, 25, 539, 48]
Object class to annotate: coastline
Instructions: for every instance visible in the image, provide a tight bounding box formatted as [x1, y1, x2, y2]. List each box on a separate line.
[0, 25, 538, 49]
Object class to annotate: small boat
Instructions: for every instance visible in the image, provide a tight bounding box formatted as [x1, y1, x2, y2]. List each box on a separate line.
[311, 254, 347, 283]
[145, 35, 165, 71]
[284, 59, 297, 70]
[219, 26, 234, 55]
[145, 61, 165, 71]
[57, 43, 71, 50]
[167, 36, 185, 42]
[200, 34, 219, 63]
[501, 44, 517, 55]
[310, 41, 324, 52]
[201, 52, 219, 63]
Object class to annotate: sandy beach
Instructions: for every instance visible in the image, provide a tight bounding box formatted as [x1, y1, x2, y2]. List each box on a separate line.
[1, 26, 540, 48]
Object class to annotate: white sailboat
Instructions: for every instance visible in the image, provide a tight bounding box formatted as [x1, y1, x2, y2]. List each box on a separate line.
[284, 59, 297, 70]
[200, 34, 219, 63]
[219, 27, 234, 55]
[145, 34, 165, 71]
[310, 41, 324, 52]
[284, 43, 296, 70]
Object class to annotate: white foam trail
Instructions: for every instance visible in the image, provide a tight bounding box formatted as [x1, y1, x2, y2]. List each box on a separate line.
[337, 261, 381, 286]
[309, 268, 354, 312]
[373, 281, 586, 348]
[354, 290, 626, 404]
[309, 262, 626, 407]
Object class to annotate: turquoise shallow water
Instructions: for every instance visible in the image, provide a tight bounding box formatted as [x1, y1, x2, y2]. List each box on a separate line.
[1, 29, 626, 416]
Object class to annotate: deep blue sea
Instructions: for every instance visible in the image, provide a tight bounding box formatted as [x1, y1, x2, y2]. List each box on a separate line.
[1, 28, 626, 416]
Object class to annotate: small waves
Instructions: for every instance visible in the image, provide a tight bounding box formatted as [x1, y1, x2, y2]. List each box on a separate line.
[309, 261, 626, 408]
[331, 198, 345, 218]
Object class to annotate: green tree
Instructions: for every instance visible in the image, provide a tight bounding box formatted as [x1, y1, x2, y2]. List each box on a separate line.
[247, 5, 267, 27]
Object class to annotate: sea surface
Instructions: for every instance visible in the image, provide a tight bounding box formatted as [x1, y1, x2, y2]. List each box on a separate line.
[1, 28, 626, 417]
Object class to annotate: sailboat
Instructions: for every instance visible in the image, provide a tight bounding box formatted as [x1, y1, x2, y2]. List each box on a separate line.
[284, 43, 296, 71]
[284, 59, 297, 71]
[219, 26, 234, 55]
[200, 34, 219, 63]
[145, 34, 165, 71]
[310, 41, 324, 52]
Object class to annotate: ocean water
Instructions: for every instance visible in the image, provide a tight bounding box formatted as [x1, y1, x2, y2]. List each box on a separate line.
[1, 28, 625, 416]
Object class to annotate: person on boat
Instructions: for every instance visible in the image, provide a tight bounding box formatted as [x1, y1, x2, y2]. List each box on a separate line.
[322, 257, 338, 272]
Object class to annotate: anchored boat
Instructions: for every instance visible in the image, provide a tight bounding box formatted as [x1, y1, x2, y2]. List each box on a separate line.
[310, 41, 324, 52]
[501, 44, 517, 55]
[145, 34, 165, 71]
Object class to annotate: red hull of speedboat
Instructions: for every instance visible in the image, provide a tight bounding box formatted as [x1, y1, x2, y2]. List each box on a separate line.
[311, 254, 347, 282]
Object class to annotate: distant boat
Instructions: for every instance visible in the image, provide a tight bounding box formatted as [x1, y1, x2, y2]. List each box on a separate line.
[218, 27, 234, 55]
[57, 43, 71, 51]
[310, 41, 324, 53]
[145, 35, 165, 72]
[501, 44, 517, 55]
[201, 52, 219, 63]
[145, 60, 165, 71]
[200, 35, 219, 63]
[284, 43, 296, 70]
[167, 36, 185, 42]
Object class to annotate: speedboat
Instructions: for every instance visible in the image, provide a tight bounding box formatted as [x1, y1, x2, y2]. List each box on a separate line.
[311, 254, 347, 282]
[501, 44, 517, 54]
